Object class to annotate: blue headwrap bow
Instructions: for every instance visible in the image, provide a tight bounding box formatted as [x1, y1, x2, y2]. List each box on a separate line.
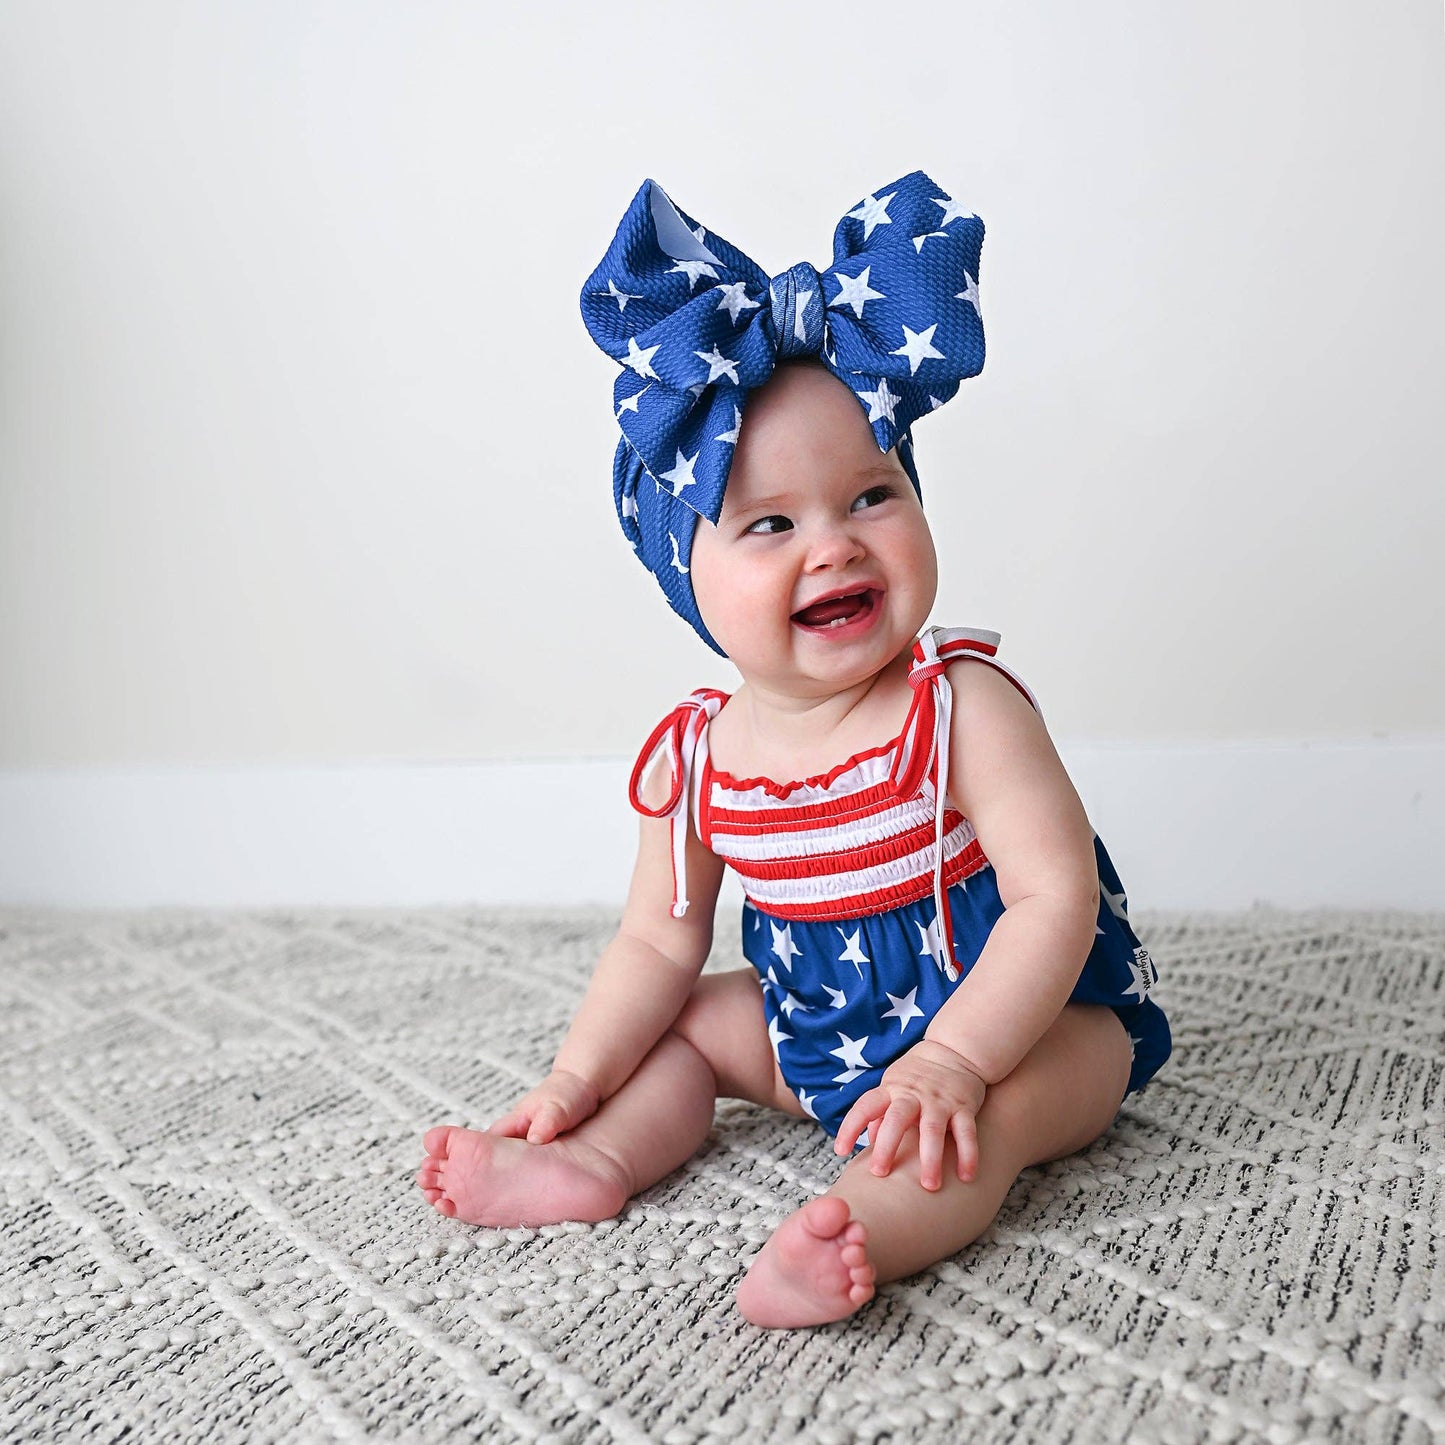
[578, 170, 986, 654]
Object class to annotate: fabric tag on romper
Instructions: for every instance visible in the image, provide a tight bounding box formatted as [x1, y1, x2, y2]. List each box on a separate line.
[1132, 947, 1156, 993]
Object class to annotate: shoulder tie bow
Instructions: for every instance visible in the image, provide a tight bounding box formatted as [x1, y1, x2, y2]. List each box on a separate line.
[578, 172, 987, 652]
[627, 689, 727, 918]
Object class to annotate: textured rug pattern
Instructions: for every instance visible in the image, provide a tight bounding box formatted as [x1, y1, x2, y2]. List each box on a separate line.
[1, 907, 1443, 1444]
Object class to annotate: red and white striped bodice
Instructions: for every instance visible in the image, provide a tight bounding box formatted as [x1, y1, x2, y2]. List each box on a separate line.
[629, 627, 1041, 931]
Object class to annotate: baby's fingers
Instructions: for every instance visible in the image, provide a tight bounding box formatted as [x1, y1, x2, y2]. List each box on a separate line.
[835, 1090, 886, 1155]
[868, 1099, 921, 1178]
[485, 1109, 531, 1139]
[524, 1104, 567, 1144]
[916, 1116, 949, 1191]
[951, 1111, 980, 1182]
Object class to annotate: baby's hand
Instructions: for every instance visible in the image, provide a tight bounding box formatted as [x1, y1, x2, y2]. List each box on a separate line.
[486, 1069, 602, 1145]
[833, 1039, 988, 1191]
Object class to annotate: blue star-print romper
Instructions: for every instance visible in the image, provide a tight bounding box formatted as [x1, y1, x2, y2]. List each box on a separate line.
[629, 626, 1172, 1150]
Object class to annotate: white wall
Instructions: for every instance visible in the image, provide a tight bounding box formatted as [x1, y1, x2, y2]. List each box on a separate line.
[1, 2, 1442, 908]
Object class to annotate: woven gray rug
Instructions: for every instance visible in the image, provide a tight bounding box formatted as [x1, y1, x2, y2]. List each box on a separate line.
[1, 907, 1443, 1444]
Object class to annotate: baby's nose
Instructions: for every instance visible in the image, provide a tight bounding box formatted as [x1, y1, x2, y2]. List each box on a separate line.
[805, 522, 866, 568]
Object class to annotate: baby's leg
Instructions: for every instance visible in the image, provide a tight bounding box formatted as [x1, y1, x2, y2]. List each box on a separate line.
[418, 969, 792, 1228]
[736, 1003, 1132, 1327]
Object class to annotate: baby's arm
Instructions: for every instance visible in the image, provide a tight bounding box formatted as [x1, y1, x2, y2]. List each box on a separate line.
[490, 758, 724, 1145]
[834, 660, 1101, 1185]
[919, 658, 1101, 1083]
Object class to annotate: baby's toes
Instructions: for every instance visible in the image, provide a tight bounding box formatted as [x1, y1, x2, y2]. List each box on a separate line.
[847, 1255, 876, 1302]
[839, 1226, 875, 1300]
[430, 1192, 458, 1217]
[417, 1160, 443, 1189]
[422, 1126, 456, 1157]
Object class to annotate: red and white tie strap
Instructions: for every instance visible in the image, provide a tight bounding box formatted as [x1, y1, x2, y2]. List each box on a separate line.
[907, 627, 1042, 971]
[627, 690, 726, 918]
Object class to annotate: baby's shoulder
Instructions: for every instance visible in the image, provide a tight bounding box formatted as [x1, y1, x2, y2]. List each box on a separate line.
[941, 643, 1042, 721]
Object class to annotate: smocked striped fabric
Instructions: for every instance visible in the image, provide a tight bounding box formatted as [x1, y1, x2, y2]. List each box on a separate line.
[630, 626, 1034, 933]
[701, 753, 987, 922]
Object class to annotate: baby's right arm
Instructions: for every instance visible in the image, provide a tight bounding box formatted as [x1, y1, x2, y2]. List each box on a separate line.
[487, 758, 724, 1145]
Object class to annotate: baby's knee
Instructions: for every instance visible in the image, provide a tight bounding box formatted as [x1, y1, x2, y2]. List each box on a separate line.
[1065, 1004, 1134, 1128]
[670, 969, 791, 1110]
[981, 1008, 1129, 1167]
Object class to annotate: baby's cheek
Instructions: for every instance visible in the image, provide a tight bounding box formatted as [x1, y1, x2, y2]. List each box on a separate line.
[696, 581, 772, 649]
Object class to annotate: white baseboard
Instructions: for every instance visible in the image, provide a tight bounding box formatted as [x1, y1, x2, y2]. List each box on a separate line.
[2, 739, 1442, 911]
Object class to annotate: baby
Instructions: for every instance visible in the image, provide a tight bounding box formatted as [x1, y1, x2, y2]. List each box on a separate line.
[418, 172, 1171, 1329]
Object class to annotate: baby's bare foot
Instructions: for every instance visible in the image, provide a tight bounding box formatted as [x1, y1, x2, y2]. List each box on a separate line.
[416, 1125, 632, 1228]
[735, 1196, 876, 1328]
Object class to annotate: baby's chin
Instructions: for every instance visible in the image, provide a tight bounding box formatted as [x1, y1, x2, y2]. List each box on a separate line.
[724, 631, 921, 697]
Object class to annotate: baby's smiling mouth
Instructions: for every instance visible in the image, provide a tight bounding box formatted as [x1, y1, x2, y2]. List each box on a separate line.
[791, 588, 882, 629]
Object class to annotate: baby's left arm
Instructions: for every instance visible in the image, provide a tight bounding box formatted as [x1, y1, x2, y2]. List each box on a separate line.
[834, 658, 1100, 1187]
[919, 656, 1102, 1082]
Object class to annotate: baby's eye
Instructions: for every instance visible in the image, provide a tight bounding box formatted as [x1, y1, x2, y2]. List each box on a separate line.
[745, 514, 794, 535]
[851, 484, 895, 511]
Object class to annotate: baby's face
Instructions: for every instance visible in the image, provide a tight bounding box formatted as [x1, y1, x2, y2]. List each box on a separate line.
[690, 361, 938, 697]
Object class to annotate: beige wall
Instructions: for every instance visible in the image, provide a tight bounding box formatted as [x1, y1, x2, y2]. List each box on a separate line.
[2, 0, 1442, 772]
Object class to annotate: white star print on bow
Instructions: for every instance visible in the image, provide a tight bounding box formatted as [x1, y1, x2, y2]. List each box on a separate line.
[605, 279, 644, 310]
[911, 230, 949, 252]
[891, 323, 946, 375]
[668, 257, 720, 290]
[830, 265, 885, 319]
[660, 449, 699, 497]
[615, 385, 649, 419]
[621, 336, 661, 378]
[714, 280, 760, 324]
[847, 190, 895, 239]
[932, 193, 978, 227]
[693, 342, 740, 386]
[855, 376, 900, 423]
